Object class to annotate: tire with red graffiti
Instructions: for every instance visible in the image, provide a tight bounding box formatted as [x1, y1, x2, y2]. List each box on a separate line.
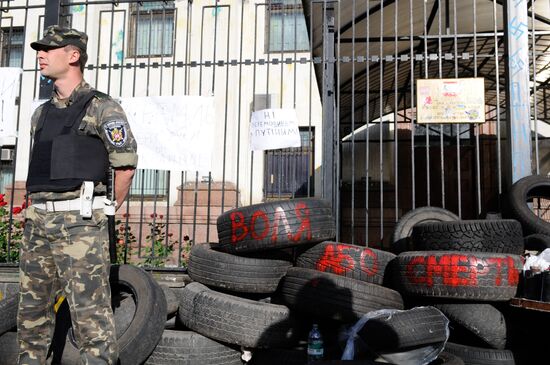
[177, 282, 297, 348]
[434, 303, 507, 350]
[216, 198, 335, 253]
[391, 207, 459, 254]
[392, 251, 522, 301]
[279, 267, 404, 322]
[443, 342, 515, 365]
[357, 306, 449, 352]
[507, 174, 550, 237]
[295, 241, 395, 285]
[188, 244, 292, 293]
[411, 220, 524, 255]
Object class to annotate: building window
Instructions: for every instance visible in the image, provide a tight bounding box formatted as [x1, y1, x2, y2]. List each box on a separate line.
[130, 169, 169, 199]
[1, 27, 24, 67]
[128, 2, 175, 57]
[267, 0, 309, 52]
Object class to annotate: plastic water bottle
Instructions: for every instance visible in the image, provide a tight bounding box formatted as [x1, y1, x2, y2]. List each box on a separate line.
[307, 323, 324, 363]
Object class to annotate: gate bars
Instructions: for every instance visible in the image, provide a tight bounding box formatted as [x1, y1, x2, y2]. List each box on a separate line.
[306, 0, 550, 246]
[0, 1, 549, 265]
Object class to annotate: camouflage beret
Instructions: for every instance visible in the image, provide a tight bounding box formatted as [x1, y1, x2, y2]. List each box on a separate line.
[31, 25, 87, 51]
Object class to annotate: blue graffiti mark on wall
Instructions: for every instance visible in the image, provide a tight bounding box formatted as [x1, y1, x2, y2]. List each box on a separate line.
[510, 82, 528, 122]
[508, 16, 528, 40]
[212, 5, 222, 17]
[513, 0, 524, 8]
[112, 30, 124, 63]
[509, 48, 526, 78]
[510, 80, 531, 176]
[71, 5, 85, 13]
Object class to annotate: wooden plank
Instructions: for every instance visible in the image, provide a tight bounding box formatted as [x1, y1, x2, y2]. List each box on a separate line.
[510, 297, 550, 312]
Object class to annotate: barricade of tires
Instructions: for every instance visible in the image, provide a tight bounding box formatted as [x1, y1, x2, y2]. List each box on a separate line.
[390, 207, 523, 365]
[174, 198, 464, 364]
[2, 176, 549, 364]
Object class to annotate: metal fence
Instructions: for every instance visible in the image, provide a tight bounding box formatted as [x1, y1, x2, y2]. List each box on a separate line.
[307, 0, 550, 247]
[0, 0, 549, 267]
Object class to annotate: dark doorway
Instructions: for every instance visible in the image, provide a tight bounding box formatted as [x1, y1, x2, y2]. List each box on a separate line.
[264, 127, 314, 200]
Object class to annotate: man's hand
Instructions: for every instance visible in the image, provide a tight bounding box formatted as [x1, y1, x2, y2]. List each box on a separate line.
[114, 168, 135, 209]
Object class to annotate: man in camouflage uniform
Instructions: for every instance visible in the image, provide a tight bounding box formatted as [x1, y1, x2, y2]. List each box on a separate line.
[18, 25, 138, 365]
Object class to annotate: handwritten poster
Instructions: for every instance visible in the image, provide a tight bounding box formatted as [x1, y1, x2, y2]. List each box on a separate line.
[250, 108, 301, 151]
[417, 78, 485, 124]
[119, 96, 214, 171]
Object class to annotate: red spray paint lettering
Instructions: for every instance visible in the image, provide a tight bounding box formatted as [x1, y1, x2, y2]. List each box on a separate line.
[230, 202, 311, 244]
[405, 253, 519, 287]
[316, 243, 378, 276]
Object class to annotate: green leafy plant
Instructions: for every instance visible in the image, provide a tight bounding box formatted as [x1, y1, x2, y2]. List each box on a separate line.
[0, 194, 26, 263]
[140, 214, 178, 267]
[115, 217, 136, 264]
[180, 235, 192, 269]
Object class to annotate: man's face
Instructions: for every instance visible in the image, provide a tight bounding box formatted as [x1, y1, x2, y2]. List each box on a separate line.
[36, 46, 75, 80]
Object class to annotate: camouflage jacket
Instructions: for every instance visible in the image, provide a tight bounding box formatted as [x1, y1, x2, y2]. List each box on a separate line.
[29, 80, 138, 201]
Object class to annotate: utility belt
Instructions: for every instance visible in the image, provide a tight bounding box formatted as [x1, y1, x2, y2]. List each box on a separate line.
[32, 181, 116, 217]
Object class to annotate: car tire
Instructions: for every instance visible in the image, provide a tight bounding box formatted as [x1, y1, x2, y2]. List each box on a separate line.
[216, 198, 335, 253]
[411, 220, 524, 255]
[177, 282, 297, 348]
[188, 244, 291, 293]
[392, 207, 459, 254]
[279, 267, 403, 322]
[144, 330, 242, 365]
[392, 251, 522, 301]
[295, 241, 395, 285]
[57, 265, 167, 365]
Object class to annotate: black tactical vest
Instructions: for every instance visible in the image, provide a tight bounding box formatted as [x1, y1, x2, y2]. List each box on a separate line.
[26, 90, 109, 193]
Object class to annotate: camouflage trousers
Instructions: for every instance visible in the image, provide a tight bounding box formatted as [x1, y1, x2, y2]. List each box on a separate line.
[17, 206, 118, 365]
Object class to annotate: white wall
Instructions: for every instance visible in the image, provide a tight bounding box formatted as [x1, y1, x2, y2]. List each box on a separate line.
[2, 0, 323, 206]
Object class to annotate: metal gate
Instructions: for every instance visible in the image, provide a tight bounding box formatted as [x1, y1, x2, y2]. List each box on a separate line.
[0, 0, 549, 266]
[305, 0, 550, 247]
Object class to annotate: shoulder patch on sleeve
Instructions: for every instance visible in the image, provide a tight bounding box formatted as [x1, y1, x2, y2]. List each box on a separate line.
[103, 119, 128, 147]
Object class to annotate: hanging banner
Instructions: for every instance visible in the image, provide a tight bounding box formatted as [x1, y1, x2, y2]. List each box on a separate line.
[0, 67, 23, 145]
[250, 108, 301, 151]
[416, 78, 485, 124]
[119, 95, 214, 171]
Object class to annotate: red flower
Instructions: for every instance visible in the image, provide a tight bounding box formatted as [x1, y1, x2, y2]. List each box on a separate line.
[159, 214, 164, 220]
[0, 194, 5, 201]
[122, 213, 130, 218]
[150, 213, 158, 218]
[0, 201, 7, 207]
[12, 207, 22, 214]
[21, 201, 27, 209]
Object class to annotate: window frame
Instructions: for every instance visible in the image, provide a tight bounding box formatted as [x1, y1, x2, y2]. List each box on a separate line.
[1, 26, 24, 67]
[265, 0, 310, 54]
[127, 2, 176, 58]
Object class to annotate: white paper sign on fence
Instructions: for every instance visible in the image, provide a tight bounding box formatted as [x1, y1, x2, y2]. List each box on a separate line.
[250, 108, 301, 151]
[0, 67, 23, 145]
[119, 95, 214, 171]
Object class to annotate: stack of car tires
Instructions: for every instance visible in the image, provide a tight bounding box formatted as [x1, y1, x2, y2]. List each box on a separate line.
[391, 208, 524, 365]
[181, 198, 461, 364]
